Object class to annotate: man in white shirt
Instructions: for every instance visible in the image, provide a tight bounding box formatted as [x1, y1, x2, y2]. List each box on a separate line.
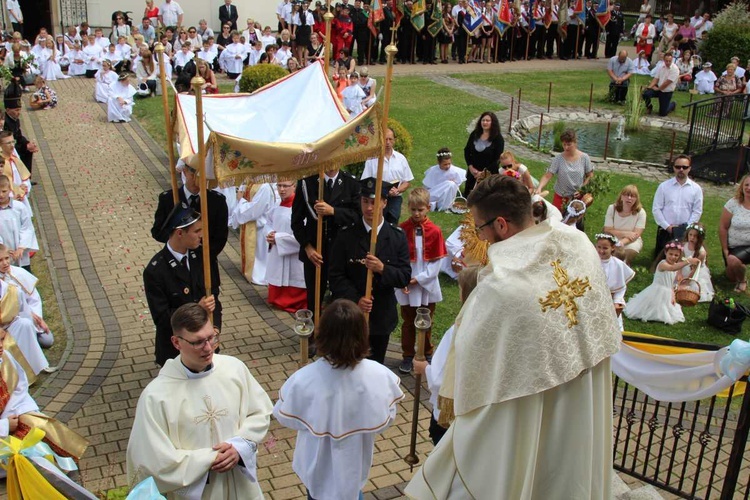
[694, 12, 713, 41]
[159, 0, 184, 30]
[652, 154, 703, 255]
[642, 52, 679, 116]
[361, 128, 413, 224]
[277, 0, 292, 32]
[7, 0, 23, 36]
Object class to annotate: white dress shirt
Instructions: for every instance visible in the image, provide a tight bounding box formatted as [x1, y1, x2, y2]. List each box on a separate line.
[652, 177, 703, 229]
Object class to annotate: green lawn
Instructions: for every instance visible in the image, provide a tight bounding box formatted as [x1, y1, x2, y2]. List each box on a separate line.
[452, 70, 715, 121]
[133, 73, 747, 349]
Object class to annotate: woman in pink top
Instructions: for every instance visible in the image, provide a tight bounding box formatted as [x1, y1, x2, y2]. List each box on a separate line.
[677, 17, 696, 53]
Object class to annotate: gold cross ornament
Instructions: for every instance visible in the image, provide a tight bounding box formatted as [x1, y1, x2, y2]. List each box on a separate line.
[194, 395, 229, 445]
[539, 260, 592, 328]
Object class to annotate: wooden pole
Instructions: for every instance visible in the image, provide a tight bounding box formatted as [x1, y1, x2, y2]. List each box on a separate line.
[155, 43, 179, 206]
[537, 112, 544, 149]
[668, 129, 676, 164]
[604, 121, 611, 160]
[510, 26, 515, 61]
[547, 81, 552, 113]
[364, 27, 398, 316]
[494, 33, 499, 63]
[190, 76, 213, 324]
[508, 97, 514, 134]
[518, 87, 522, 119]
[324, 1, 334, 76]
[687, 92, 694, 124]
[525, 29, 530, 60]
[588, 82, 593, 113]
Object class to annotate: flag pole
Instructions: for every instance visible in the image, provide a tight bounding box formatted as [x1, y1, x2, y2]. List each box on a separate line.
[525, 28, 530, 60]
[364, 25, 398, 318]
[191, 76, 213, 324]
[155, 43, 179, 206]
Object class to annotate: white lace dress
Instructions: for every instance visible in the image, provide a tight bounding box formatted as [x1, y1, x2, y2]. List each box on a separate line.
[624, 262, 685, 324]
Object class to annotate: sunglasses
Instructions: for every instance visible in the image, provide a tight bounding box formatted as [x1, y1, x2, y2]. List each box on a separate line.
[674, 165, 690, 170]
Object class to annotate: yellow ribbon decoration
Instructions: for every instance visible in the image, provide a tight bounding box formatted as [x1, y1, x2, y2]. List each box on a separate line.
[0, 429, 67, 500]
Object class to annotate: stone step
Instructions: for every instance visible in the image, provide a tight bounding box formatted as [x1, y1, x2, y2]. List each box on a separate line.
[616, 484, 667, 500]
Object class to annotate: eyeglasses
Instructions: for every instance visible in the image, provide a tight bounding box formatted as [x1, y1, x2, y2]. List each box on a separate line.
[177, 332, 220, 350]
[1, 140, 16, 146]
[475, 216, 498, 233]
[189, 30, 196, 33]
[674, 165, 690, 170]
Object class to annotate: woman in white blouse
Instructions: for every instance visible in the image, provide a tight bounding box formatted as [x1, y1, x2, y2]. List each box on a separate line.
[604, 184, 647, 264]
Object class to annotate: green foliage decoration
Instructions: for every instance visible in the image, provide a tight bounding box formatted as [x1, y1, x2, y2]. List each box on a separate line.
[238, 64, 289, 93]
[344, 117, 413, 178]
[700, 1, 750, 71]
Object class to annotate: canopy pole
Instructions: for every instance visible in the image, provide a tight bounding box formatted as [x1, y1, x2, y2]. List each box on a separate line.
[155, 42, 179, 205]
[324, 0, 334, 76]
[315, 164, 325, 324]
[364, 26, 398, 317]
[191, 76, 213, 324]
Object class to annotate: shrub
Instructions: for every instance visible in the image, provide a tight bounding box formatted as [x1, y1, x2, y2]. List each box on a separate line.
[712, 0, 750, 29]
[701, 1, 750, 69]
[238, 64, 288, 93]
[344, 117, 413, 178]
[624, 81, 645, 132]
[552, 120, 566, 152]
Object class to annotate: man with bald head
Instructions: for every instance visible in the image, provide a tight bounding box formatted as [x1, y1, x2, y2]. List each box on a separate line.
[607, 49, 634, 103]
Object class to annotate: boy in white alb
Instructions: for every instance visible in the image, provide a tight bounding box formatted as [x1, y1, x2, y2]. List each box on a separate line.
[396, 188, 446, 374]
[82, 35, 104, 76]
[0, 175, 37, 271]
[115, 37, 133, 72]
[248, 40, 263, 66]
[173, 41, 195, 76]
[219, 32, 246, 78]
[273, 299, 404, 500]
[694, 62, 717, 94]
[107, 73, 137, 122]
[67, 41, 87, 76]
[422, 148, 467, 211]
[341, 72, 366, 117]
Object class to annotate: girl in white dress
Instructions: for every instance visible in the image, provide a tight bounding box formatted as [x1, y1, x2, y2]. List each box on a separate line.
[54, 34, 70, 72]
[624, 240, 699, 324]
[67, 41, 86, 76]
[94, 60, 117, 103]
[596, 233, 635, 331]
[680, 222, 715, 302]
[41, 39, 69, 81]
[422, 147, 466, 211]
[82, 35, 104, 77]
[273, 299, 404, 500]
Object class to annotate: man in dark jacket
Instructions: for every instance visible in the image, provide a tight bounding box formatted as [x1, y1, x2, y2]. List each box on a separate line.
[151, 160, 228, 330]
[219, 0, 239, 31]
[329, 178, 411, 364]
[3, 88, 38, 177]
[143, 204, 216, 366]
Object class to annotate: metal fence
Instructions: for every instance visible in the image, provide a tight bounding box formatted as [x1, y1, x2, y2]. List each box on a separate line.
[614, 335, 750, 499]
[58, 0, 88, 32]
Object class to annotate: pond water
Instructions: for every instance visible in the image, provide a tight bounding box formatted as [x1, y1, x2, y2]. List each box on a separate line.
[526, 121, 689, 164]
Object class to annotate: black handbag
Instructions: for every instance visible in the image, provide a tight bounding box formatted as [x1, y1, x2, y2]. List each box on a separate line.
[707, 299, 750, 335]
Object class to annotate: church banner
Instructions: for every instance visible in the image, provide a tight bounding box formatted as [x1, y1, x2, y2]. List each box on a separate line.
[173, 61, 383, 185]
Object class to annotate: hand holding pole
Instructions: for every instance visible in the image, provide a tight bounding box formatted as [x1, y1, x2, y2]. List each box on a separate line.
[404, 307, 431, 470]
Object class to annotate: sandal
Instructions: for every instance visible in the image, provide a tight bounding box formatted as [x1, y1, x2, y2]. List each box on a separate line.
[735, 281, 747, 293]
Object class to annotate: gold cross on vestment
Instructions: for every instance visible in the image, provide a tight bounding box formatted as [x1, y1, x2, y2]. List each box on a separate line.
[194, 395, 229, 445]
[539, 259, 592, 328]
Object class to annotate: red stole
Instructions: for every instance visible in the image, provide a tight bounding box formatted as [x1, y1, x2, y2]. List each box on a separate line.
[400, 217, 447, 263]
[280, 193, 294, 208]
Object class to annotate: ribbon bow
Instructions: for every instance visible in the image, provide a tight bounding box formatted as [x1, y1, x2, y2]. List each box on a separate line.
[719, 339, 750, 382]
[0, 428, 78, 472]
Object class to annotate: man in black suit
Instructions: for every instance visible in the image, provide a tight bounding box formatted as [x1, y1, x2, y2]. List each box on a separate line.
[291, 167, 361, 321]
[151, 160, 228, 330]
[219, 0, 239, 31]
[329, 178, 411, 364]
[351, 0, 369, 66]
[3, 88, 38, 177]
[143, 205, 216, 366]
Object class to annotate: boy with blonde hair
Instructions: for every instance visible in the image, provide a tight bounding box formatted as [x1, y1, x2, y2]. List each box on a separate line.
[396, 187, 446, 373]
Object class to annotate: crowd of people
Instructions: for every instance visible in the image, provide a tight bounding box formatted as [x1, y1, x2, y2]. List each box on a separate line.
[3, 1, 750, 498]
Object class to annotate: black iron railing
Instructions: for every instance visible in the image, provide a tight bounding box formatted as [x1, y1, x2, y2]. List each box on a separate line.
[684, 94, 748, 157]
[614, 335, 750, 499]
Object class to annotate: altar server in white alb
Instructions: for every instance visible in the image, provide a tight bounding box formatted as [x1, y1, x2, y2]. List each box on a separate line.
[422, 147, 466, 212]
[229, 182, 279, 285]
[596, 233, 635, 332]
[406, 175, 621, 500]
[107, 73, 137, 123]
[219, 31, 246, 79]
[0, 175, 37, 270]
[127, 303, 273, 499]
[264, 180, 307, 312]
[0, 245, 54, 348]
[274, 299, 404, 500]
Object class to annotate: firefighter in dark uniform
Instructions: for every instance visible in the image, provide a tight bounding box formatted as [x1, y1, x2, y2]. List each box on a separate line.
[291, 167, 361, 321]
[605, 2, 624, 58]
[151, 160, 228, 331]
[329, 178, 411, 364]
[143, 204, 217, 366]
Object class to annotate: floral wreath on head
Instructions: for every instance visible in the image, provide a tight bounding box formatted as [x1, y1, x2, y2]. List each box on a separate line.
[686, 223, 705, 236]
[664, 240, 683, 251]
[437, 150, 452, 159]
[595, 233, 619, 246]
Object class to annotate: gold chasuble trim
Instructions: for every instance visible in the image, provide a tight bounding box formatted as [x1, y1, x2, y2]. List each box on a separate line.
[0, 286, 20, 325]
[539, 260, 592, 328]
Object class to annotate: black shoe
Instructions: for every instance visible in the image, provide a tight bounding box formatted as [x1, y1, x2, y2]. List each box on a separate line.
[399, 357, 414, 374]
[31, 181, 38, 186]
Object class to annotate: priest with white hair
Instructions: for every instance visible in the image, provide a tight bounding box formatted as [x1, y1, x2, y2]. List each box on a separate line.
[406, 175, 621, 500]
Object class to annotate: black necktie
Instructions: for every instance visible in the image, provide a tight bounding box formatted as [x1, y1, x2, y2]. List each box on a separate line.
[301, 10, 307, 26]
[189, 194, 199, 209]
[325, 178, 333, 199]
[180, 256, 188, 269]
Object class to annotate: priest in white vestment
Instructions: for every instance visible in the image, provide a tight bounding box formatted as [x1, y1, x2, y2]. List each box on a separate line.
[127, 303, 272, 499]
[107, 73, 137, 123]
[265, 181, 307, 312]
[229, 183, 279, 285]
[422, 150, 466, 212]
[406, 175, 621, 500]
[0, 280, 53, 376]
